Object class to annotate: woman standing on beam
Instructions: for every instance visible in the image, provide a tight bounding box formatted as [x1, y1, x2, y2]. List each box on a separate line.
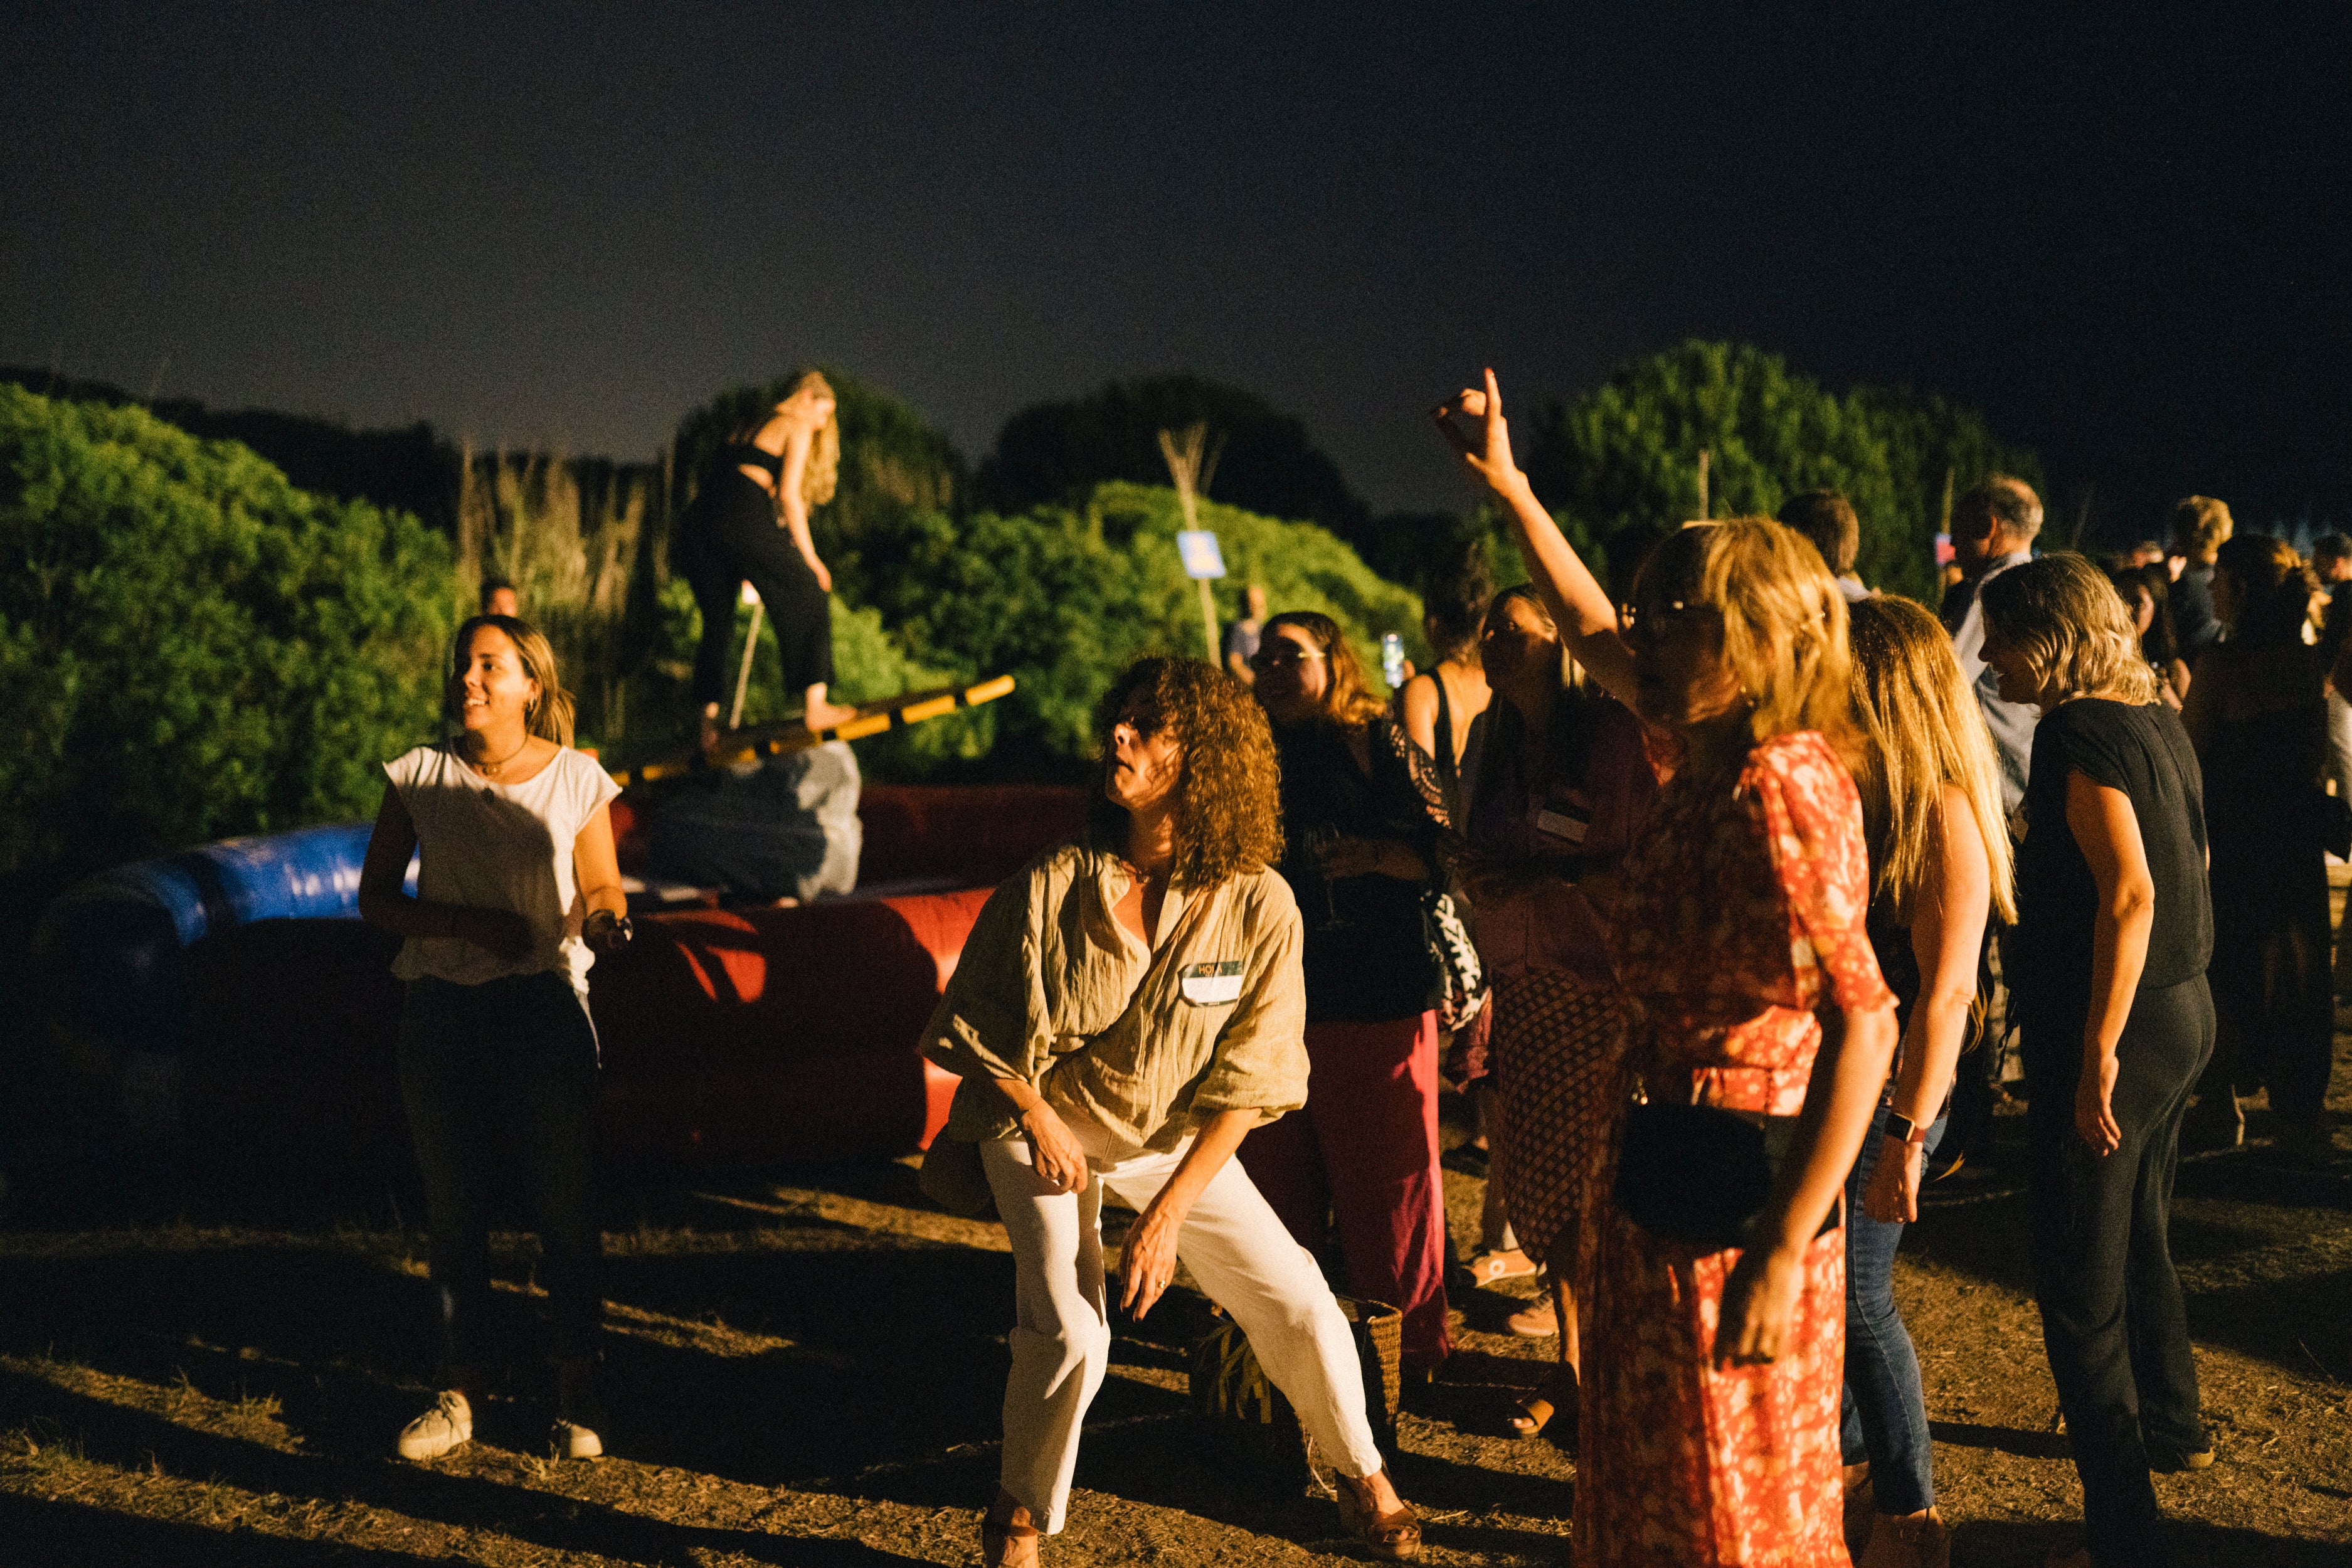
[674, 371, 859, 747]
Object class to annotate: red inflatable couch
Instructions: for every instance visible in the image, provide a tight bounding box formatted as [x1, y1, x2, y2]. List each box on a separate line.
[72, 784, 1087, 1182]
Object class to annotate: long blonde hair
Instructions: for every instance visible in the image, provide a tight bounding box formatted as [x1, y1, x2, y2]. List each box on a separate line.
[1978, 554, 2161, 706]
[790, 369, 840, 509]
[1636, 518, 1857, 755]
[446, 614, 576, 747]
[1846, 596, 2018, 925]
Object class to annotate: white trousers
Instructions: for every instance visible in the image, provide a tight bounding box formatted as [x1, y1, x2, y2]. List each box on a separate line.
[980, 1136, 1385, 1533]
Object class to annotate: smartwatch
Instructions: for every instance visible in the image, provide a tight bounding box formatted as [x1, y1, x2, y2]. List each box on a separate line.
[1883, 1112, 1929, 1147]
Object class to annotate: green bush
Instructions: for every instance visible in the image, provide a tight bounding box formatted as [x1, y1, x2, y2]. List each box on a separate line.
[0, 387, 457, 873]
[1525, 341, 2040, 602]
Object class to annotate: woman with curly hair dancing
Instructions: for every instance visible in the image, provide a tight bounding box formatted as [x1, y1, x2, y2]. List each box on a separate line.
[921, 657, 1421, 1565]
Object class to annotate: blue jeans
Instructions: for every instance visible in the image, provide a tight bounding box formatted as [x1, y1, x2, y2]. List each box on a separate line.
[398, 972, 604, 1367]
[1839, 1104, 1946, 1515]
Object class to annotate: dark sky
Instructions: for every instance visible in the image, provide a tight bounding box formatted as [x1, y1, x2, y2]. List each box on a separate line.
[6, 3, 2346, 534]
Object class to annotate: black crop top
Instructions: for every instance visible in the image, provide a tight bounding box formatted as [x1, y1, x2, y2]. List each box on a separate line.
[720, 442, 782, 480]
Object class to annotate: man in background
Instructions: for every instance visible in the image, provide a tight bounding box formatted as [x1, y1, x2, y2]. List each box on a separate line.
[1777, 489, 1869, 602]
[2166, 497, 2233, 655]
[1940, 475, 2042, 818]
[1223, 582, 1268, 685]
[480, 576, 521, 618]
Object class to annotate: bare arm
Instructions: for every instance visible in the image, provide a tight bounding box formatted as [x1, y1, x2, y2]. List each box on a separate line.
[1400, 673, 1442, 763]
[354, 784, 531, 958]
[2178, 649, 2220, 754]
[1865, 785, 1994, 1222]
[1118, 1106, 1259, 1318]
[571, 804, 632, 951]
[1719, 996, 1899, 1365]
[2067, 770, 2156, 1157]
[1433, 369, 1638, 707]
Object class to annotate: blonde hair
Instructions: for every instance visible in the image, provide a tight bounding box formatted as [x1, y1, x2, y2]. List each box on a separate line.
[447, 615, 576, 747]
[791, 370, 840, 509]
[2169, 494, 2233, 555]
[1636, 518, 1857, 754]
[1846, 596, 2018, 926]
[1978, 554, 2161, 706]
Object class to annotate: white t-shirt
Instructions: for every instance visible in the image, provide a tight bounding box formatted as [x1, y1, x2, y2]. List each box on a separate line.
[383, 741, 622, 993]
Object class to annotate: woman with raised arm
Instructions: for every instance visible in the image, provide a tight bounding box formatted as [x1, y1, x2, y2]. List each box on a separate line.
[1436, 370, 1900, 1565]
[921, 657, 1419, 1566]
[1840, 595, 2018, 1567]
[1454, 583, 1656, 1438]
[356, 615, 632, 1464]
[674, 370, 859, 748]
[1979, 555, 2213, 1568]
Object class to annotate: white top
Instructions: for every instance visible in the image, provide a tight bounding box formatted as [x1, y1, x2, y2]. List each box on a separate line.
[383, 741, 621, 992]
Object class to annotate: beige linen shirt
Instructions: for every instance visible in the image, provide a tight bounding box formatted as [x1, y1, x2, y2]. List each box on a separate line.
[922, 836, 1309, 1165]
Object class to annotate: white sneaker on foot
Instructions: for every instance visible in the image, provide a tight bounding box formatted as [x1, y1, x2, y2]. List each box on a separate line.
[396, 1390, 473, 1461]
[550, 1418, 603, 1460]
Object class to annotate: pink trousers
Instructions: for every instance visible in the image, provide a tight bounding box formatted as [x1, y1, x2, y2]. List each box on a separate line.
[1236, 1012, 1451, 1369]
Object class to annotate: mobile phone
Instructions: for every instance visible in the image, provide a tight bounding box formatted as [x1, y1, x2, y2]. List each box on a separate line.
[1381, 632, 1405, 689]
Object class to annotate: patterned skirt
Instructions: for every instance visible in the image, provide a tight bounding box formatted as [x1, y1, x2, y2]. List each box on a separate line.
[1486, 969, 1628, 1273]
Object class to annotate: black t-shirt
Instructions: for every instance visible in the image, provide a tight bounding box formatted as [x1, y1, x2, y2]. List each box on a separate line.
[2010, 699, 2213, 1021]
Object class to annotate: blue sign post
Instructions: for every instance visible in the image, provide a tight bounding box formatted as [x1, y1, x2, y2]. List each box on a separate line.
[1177, 530, 1227, 663]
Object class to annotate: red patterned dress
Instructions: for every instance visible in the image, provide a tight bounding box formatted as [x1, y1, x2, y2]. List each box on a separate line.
[1576, 731, 1894, 1567]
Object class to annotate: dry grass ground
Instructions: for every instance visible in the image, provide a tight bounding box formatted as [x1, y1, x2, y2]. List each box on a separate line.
[3, 1057, 2347, 1567]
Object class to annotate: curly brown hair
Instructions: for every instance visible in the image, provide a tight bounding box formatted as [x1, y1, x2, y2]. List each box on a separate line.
[1259, 610, 1388, 728]
[1088, 657, 1284, 886]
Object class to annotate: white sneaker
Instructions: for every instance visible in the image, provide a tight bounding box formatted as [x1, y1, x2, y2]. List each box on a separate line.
[549, 1418, 603, 1460]
[396, 1389, 474, 1461]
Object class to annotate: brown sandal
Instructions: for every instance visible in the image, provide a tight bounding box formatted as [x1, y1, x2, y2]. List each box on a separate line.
[982, 1495, 1042, 1567]
[1336, 1478, 1421, 1561]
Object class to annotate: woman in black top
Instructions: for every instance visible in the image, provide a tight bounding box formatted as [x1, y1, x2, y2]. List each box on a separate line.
[1242, 610, 1454, 1372]
[1979, 554, 2215, 1568]
[673, 371, 858, 748]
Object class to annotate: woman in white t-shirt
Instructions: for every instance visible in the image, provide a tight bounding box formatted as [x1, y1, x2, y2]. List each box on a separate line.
[357, 614, 630, 1465]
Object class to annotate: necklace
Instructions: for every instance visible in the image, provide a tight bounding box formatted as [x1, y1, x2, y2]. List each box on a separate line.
[469, 733, 532, 776]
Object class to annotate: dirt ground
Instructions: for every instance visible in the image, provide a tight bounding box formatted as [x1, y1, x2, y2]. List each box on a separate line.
[3, 1024, 2348, 1568]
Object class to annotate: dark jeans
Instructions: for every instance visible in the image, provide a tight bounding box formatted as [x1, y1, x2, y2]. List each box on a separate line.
[1839, 1105, 1947, 1515]
[398, 972, 604, 1368]
[675, 471, 834, 707]
[2022, 976, 2213, 1568]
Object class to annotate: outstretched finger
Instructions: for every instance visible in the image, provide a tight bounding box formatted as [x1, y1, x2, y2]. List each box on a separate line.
[1483, 367, 1505, 420]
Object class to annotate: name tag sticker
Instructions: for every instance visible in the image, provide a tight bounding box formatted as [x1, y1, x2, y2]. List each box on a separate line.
[1535, 807, 1590, 844]
[1179, 960, 1245, 1006]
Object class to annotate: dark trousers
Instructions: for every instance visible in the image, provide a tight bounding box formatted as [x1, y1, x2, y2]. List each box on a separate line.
[1840, 1107, 1946, 1515]
[2021, 976, 2213, 1568]
[675, 472, 834, 707]
[398, 972, 604, 1367]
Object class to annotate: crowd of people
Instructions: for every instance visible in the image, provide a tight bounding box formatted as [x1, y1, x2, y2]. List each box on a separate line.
[348, 370, 2344, 1568]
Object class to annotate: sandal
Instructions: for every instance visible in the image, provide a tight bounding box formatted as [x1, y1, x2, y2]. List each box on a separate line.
[1507, 1368, 1576, 1439]
[1466, 1248, 1537, 1288]
[982, 1495, 1042, 1567]
[1335, 1476, 1421, 1562]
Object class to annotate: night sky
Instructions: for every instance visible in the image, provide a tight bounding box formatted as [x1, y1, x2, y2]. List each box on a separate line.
[6, 3, 2346, 537]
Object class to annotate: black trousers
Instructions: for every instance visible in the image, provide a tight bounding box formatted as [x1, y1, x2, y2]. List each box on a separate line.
[2021, 975, 2213, 1568]
[675, 470, 833, 707]
[398, 972, 604, 1367]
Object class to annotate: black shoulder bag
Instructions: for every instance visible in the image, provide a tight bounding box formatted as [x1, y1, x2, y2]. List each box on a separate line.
[1613, 1092, 1836, 1252]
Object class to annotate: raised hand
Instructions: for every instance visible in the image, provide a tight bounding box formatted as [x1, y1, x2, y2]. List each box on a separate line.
[1433, 368, 1528, 499]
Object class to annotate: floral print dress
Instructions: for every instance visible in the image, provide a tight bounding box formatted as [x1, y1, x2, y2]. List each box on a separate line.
[1576, 731, 1894, 1567]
